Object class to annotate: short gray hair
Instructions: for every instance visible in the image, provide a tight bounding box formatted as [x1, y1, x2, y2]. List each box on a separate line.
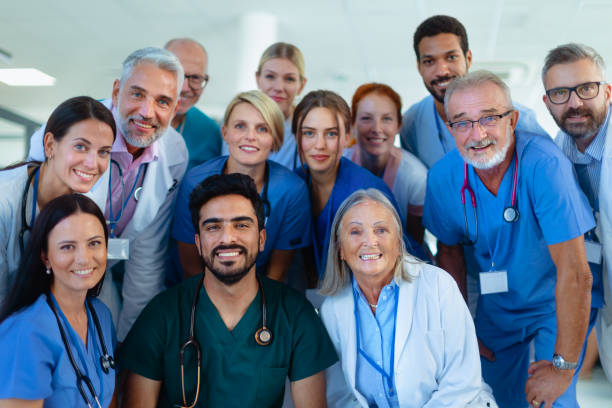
[542, 43, 606, 85]
[119, 47, 184, 99]
[319, 189, 416, 296]
[444, 70, 513, 119]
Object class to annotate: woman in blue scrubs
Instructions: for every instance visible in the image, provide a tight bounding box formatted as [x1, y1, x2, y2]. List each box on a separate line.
[0, 194, 116, 407]
[172, 90, 311, 282]
[292, 90, 404, 279]
[0, 96, 116, 306]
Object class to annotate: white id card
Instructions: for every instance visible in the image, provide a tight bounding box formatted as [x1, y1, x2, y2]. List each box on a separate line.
[108, 238, 130, 260]
[479, 270, 508, 295]
[585, 240, 602, 265]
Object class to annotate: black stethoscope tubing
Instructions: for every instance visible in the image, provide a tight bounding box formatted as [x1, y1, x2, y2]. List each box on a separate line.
[46, 296, 115, 408]
[19, 164, 40, 255]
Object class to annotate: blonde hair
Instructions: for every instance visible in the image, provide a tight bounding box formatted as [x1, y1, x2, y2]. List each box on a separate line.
[223, 90, 285, 152]
[257, 42, 306, 80]
[319, 189, 416, 296]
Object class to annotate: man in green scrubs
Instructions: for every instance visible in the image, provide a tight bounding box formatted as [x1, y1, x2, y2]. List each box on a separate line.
[119, 173, 337, 407]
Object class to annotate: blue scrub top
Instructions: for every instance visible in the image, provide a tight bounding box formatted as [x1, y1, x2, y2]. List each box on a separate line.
[0, 294, 116, 407]
[176, 107, 222, 171]
[296, 157, 404, 277]
[172, 156, 312, 271]
[400, 94, 548, 169]
[423, 131, 598, 329]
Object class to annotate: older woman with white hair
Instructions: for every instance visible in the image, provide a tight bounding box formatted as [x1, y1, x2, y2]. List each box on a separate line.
[320, 188, 496, 407]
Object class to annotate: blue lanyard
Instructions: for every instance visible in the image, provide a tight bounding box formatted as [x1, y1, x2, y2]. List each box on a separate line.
[107, 160, 145, 237]
[353, 282, 399, 398]
[30, 167, 40, 226]
[472, 156, 517, 269]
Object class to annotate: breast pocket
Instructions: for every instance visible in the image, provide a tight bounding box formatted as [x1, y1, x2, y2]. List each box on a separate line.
[256, 366, 289, 407]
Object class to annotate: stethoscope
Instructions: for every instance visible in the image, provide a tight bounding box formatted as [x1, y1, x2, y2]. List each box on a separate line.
[352, 280, 399, 401]
[19, 165, 41, 255]
[461, 151, 520, 245]
[46, 294, 115, 408]
[107, 159, 147, 237]
[178, 273, 271, 407]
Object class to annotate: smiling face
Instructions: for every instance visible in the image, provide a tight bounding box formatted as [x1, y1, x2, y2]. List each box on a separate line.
[339, 200, 400, 284]
[417, 33, 472, 104]
[447, 82, 517, 169]
[256, 57, 305, 118]
[354, 93, 400, 159]
[223, 102, 275, 167]
[44, 212, 107, 299]
[166, 40, 208, 115]
[112, 62, 179, 150]
[195, 194, 265, 285]
[44, 118, 114, 193]
[299, 107, 350, 174]
[543, 58, 611, 144]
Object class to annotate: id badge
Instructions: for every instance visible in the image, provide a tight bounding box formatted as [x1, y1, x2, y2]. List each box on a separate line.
[479, 270, 508, 295]
[108, 238, 130, 260]
[585, 240, 602, 265]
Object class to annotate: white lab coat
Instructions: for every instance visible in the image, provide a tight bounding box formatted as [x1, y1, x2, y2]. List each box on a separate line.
[597, 120, 612, 382]
[321, 260, 495, 408]
[27, 99, 188, 340]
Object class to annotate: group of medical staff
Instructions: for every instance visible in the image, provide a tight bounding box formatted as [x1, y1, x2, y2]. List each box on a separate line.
[0, 11, 610, 408]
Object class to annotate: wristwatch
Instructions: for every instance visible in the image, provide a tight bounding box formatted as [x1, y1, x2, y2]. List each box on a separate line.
[552, 353, 578, 370]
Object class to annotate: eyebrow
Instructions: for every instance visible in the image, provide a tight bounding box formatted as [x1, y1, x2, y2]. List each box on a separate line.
[451, 108, 501, 121]
[421, 49, 461, 59]
[201, 216, 255, 226]
[56, 235, 104, 245]
[301, 126, 339, 132]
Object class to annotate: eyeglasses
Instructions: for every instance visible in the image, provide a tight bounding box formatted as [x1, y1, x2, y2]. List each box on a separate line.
[185, 74, 209, 90]
[545, 81, 605, 104]
[448, 110, 513, 132]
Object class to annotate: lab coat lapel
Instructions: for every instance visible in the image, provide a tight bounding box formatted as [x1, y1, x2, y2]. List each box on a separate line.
[394, 263, 419, 369]
[84, 167, 110, 213]
[336, 284, 358, 392]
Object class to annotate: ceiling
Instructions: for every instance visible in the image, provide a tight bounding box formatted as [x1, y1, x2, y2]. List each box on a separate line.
[1, 0, 611, 139]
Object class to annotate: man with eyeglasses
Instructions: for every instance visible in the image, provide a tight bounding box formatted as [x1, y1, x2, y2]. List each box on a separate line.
[165, 38, 222, 171]
[423, 70, 597, 407]
[400, 15, 547, 170]
[542, 43, 611, 383]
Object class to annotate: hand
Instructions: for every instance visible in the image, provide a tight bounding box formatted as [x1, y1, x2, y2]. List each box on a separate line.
[525, 360, 573, 407]
[478, 338, 495, 362]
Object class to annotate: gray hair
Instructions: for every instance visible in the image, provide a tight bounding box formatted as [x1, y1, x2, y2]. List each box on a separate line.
[444, 70, 513, 119]
[319, 189, 416, 296]
[119, 47, 184, 99]
[542, 43, 606, 85]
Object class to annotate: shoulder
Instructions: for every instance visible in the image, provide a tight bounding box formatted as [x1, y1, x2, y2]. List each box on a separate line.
[0, 295, 56, 342]
[186, 107, 221, 131]
[268, 160, 308, 192]
[157, 127, 188, 164]
[0, 166, 28, 208]
[517, 131, 568, 172]
[183, 156, 226, 188]
[427, 149, 462, 182]
[339, 157, 382, 188]
[398, 148, 428, 174]
[403, 95, 431, 123]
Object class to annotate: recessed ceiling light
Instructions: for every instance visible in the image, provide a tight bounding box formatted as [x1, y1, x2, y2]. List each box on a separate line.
[0, 68, 55, 86]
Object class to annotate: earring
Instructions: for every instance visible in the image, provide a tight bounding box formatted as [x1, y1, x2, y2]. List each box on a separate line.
[45, 267, 51, 275]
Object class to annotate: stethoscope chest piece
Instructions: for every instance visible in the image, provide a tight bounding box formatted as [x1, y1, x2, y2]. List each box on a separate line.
[134, 186, 143, 202]
[503, 206, 520, 223]
[100, 354, 115, 374]
[255, 326, 272, 346]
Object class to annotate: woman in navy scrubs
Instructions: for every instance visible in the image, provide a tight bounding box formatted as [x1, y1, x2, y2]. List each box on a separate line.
[0, 194, 116, 407]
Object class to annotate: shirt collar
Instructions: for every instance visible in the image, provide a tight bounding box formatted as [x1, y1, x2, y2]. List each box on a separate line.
[561, 104, 609, 163]
[351, 274, 398, 307]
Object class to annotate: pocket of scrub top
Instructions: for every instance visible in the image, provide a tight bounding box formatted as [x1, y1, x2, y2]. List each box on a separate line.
[256, 366, 289, 406]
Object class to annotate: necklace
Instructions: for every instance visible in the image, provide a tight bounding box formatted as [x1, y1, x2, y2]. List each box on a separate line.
[369, 303, 377, 308]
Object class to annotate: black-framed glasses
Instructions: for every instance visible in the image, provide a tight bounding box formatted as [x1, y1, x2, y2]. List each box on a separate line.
[185, 74, 209, 90]
[546, 81, 605, 104]
[448, 110, 513, 132]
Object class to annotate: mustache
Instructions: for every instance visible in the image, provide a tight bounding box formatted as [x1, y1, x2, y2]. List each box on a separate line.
[430, 75, 456, 87]
[562, 107, 592, 122]
[466, 138, 496, 149]
[125, 114, 159, 128]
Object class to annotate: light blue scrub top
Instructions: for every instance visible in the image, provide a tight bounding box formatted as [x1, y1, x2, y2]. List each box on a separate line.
[0, 294, 116, 407]
[268, 119, 301, 170]
[171, 156, 312, 271]
[423, 131, 598, 331]
[400, 94, 548, 169]
[176, 106, 222, 171]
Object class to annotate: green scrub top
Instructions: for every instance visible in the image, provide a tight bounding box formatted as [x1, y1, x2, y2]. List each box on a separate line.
[119, 274, 337, 407]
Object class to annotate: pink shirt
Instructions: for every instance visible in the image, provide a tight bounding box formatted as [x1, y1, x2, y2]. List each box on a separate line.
[105, 113, 158, 237]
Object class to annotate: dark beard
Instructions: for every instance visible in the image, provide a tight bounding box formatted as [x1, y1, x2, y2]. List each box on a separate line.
[557, 106, 606, 141]
[424, 74, 457, 104]
[202, 244, 258, 286]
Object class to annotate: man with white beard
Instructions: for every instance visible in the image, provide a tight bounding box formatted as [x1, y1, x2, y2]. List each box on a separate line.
[423, 70, 599, 407]
[28, 47, 188, 341]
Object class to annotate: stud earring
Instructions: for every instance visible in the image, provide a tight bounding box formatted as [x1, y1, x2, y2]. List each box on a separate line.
[45, 267, 51, 275]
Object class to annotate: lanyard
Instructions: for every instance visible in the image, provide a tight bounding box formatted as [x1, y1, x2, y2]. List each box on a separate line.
[30, 167, 40, 226]
[472, 155, 517, 269]
[107, 160, 146, 237]
[353, 282, 399, 398]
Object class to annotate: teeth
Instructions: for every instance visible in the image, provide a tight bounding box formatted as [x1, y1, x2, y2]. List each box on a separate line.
[134, 121, 153, 128]
[218, 251, 239, 257]
[73, 268, 93, 275]
[241, 146, 257, 152]
[437, 81, 450, 87]
[74, 170, 93, 180]
[360, 254, 381, 260]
